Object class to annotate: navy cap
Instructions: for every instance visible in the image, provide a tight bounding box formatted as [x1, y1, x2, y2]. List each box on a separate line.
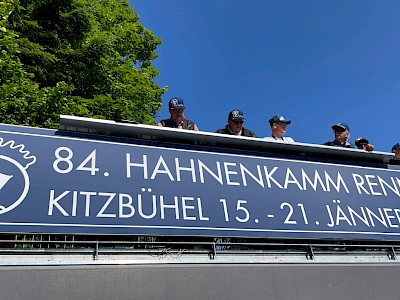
[228, 109, 244, 120]
[355, 137, 369, 147]
[269, 115, 291, 126]
[169, 97, 185, 110]
[392, 143, 400, 151]
[332, 122, 350, 132]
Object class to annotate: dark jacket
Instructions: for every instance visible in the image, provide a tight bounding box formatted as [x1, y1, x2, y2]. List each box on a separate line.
[389, 158, 400, 165]
[158, 118, 197, 130]
[323, 140, 356, 148]
[215, 125, 256, 137]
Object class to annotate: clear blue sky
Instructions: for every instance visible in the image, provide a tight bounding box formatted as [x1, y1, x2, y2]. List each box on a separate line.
[131, 0, 400, 152]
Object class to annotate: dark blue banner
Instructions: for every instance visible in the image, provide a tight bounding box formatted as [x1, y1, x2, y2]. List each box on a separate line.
[1, 123, 400, 240]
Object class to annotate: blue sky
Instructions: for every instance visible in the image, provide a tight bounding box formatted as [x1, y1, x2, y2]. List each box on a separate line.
[131, 1, 400, 152]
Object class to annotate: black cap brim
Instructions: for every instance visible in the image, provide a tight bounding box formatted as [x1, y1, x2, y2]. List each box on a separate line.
[269, 118, 291, 125]
[332, 125, 346, 131]
[272, 120, 291, 125]
[356, 138, 369, 144]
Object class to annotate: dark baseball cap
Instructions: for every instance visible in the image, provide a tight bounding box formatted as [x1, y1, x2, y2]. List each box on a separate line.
[355, 137, 369, 147]
[228, 109, 244, 120]
[332, 122, 350, 132]
[268, 115, 291, 126]
[392, 143, 400, 151]
[168, 97, 185, 110]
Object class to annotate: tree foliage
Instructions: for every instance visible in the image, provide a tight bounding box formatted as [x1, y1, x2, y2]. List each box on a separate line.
[0, 0, 166, 128]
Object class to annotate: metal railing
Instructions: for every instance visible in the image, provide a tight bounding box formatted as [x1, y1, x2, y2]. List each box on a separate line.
[1, 234, 400, 262]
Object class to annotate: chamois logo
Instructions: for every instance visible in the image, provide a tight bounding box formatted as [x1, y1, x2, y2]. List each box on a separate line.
[170, 99, 179, 108]
[232, 110, 240, 118]
[0, 137, 36, 214]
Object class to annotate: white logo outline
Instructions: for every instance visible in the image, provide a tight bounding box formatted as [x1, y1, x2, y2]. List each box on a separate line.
[0, 155, 30, 214]
[0, 138, 36, 215]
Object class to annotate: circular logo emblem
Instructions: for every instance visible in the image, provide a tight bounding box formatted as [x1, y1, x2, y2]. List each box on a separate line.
[0, 155, 30, 214]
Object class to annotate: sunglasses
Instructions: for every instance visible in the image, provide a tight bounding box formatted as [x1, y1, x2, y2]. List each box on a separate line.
[333, 128, 345, 133]
[231, 120, 244, 125]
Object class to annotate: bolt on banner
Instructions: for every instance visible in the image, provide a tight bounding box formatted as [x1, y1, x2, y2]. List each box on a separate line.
[1, 123, 400, 240]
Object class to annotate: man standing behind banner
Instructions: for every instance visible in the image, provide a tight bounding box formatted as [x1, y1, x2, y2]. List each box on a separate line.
[324, 122, 356, 148]
[262, 115, 295, 143]
[355, 137, 375, 152]
[157, 97, 199, 130]
[389, 143, 400, 165]
[215, 109, 256, 137]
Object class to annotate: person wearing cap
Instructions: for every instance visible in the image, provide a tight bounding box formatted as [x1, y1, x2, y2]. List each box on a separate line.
[389, 143, 400, 165]
[262, 115, 295, 143]
[323, 122, 356, 148]
[157, 97, 199, 131]
[215, 109, 256, 137]
[355, 137, 375, 152]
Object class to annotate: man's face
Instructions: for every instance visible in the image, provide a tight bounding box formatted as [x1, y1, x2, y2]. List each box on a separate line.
[334, 127, 349, 142]
[228, 118, 244, 133]
[393, 148, 400, 159]
[170, 109, 185, 123]
[272, 122, 287, 138]
[357, 143, 368, 150]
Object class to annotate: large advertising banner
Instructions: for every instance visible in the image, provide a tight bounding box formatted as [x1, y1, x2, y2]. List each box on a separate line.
[1, 123, 400, 240]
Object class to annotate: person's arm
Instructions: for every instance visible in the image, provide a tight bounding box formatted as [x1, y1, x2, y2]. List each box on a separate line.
[284, 137, 295, 143]
[365, 144, 375, 151]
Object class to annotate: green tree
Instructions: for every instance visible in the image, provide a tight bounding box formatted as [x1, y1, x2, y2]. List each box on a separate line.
[0, 0, 70, 128]
[0, 0, 166, 128]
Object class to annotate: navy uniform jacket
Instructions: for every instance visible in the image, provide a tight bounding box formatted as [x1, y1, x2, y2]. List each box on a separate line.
[323, 140, 356, 148]
[158, 119, 198, 130]
[215, 125, 256, 137]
